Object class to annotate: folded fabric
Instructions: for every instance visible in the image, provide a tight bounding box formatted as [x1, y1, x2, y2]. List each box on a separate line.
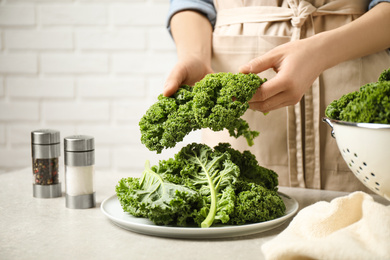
[261, 191, 390, 260]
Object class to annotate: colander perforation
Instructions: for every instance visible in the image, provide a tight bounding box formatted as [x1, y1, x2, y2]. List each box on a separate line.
[342, 147, 381, 193]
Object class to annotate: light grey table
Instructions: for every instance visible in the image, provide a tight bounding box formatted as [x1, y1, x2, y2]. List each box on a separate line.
[1, 168, 388, 260]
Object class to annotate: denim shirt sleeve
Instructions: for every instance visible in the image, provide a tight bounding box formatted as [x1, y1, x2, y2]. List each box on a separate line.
[166, 0, 216, 34]
[369, 0, 390, 9]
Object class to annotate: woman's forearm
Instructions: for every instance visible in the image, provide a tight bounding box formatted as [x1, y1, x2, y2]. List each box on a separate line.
[313, 2, 390, 71]
[170, 11, 213, 63]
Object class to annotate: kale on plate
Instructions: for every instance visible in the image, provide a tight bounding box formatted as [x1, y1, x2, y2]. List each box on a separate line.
[116, 143, 286, 228]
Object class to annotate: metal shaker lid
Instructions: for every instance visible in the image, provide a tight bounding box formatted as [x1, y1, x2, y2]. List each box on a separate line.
[64, 135, 94, 152]
[31, 129, 60, 145]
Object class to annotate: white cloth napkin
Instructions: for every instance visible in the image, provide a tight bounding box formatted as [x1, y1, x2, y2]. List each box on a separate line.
[262, 191, 390, 260]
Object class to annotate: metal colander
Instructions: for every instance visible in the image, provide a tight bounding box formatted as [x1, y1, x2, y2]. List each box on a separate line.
[323, 118, 390, 201]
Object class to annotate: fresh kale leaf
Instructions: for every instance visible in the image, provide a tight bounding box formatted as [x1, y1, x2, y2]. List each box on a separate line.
[116, 161, 201, 226]
[325, 68, 390, 123]
[227, 180, 286, 225]
[213, 143, 279, 190]
[175, 143, 239, 228]
[139, 73, 266, 153]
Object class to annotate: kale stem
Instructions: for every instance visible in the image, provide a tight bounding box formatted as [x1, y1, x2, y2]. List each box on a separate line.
[197, 157, 217, 228]
[141, 160, 164, 198]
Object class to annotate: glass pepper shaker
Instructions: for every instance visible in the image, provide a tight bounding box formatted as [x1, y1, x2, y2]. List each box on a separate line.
[64, 135, 96, 209]
[31, 129, 62, 198]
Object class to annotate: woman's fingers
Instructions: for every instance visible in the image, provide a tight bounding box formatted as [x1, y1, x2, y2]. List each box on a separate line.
[239, 52, 278, 74]
[249, 94, 293, 112]
[239, 48, 289, 111]
[251, 74, 284, 101]
[249, 90, 298, 112]
[163, 64, 187, 97]
[163, 57, 214, 97]
[249, 70, 306, 112]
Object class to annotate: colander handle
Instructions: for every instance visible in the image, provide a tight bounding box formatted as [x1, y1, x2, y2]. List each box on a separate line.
[322, 117, 335, 138]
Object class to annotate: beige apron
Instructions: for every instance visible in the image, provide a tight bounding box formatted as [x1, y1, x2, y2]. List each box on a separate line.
[203, 0, 390, 192]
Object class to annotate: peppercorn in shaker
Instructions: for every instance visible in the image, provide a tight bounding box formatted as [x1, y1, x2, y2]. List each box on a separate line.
[64, 135, 96, 209]
[31, 129, 62, 198]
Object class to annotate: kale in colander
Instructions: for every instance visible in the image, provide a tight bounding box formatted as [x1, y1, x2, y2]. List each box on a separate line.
[325, 68, 390, 124]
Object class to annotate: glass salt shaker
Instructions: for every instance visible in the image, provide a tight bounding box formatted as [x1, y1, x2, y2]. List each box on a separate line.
[31, 129, 62, 198]
[64, 135, 96, 209]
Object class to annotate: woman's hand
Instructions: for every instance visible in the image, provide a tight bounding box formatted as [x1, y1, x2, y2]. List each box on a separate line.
[163, 55, 213, 97]
[239, 38, 323, 113]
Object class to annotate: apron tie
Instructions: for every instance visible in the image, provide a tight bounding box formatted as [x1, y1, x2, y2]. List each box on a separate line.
[289, 1, 316, 40]
[290, 1, 316, 28]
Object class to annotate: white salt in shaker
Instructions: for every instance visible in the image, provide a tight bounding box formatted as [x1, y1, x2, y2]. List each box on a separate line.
[64, 135, 96, 209]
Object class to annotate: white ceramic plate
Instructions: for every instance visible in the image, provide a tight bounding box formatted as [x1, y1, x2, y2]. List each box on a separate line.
[101, 192, 298, 239]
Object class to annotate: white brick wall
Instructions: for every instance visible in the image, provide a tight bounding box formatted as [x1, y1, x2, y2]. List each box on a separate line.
[39, 5, 107, 26]
[0, 77, 4, 96]
[0, 6, 35, 26]
[41, 54, 109, 73]
[0, 102, 40, 121]
[7, 77, 74, 98]
[0, 125, 5, 145]
[76, 29, 146, 50]
[112, 4, 168, 26]
[0, 54, 37, 74]
[0, 0, 202, 174]
[5, 30, 73, 50]
[78, 77, 146, 98]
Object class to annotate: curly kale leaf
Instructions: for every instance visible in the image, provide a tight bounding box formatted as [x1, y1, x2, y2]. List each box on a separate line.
[192, 73, 264, 147]
[226, 118, 260, 146]
[116, 160, 201, 226]
[214, 143, 279, 191]
[339, 82, 390, 123]
[212, 144, 285, 224]
[378, 68, 390, 82]
[192, 73, 262, 130]
[176, 143, 239, 228]
[325, 91, 358, 120]
[116, 177, 144, 216]
[139, 73, 265, 153]
[325, 68, 390, 124]
[139, 85, 198, 153]
[227, 180, 286, 225]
